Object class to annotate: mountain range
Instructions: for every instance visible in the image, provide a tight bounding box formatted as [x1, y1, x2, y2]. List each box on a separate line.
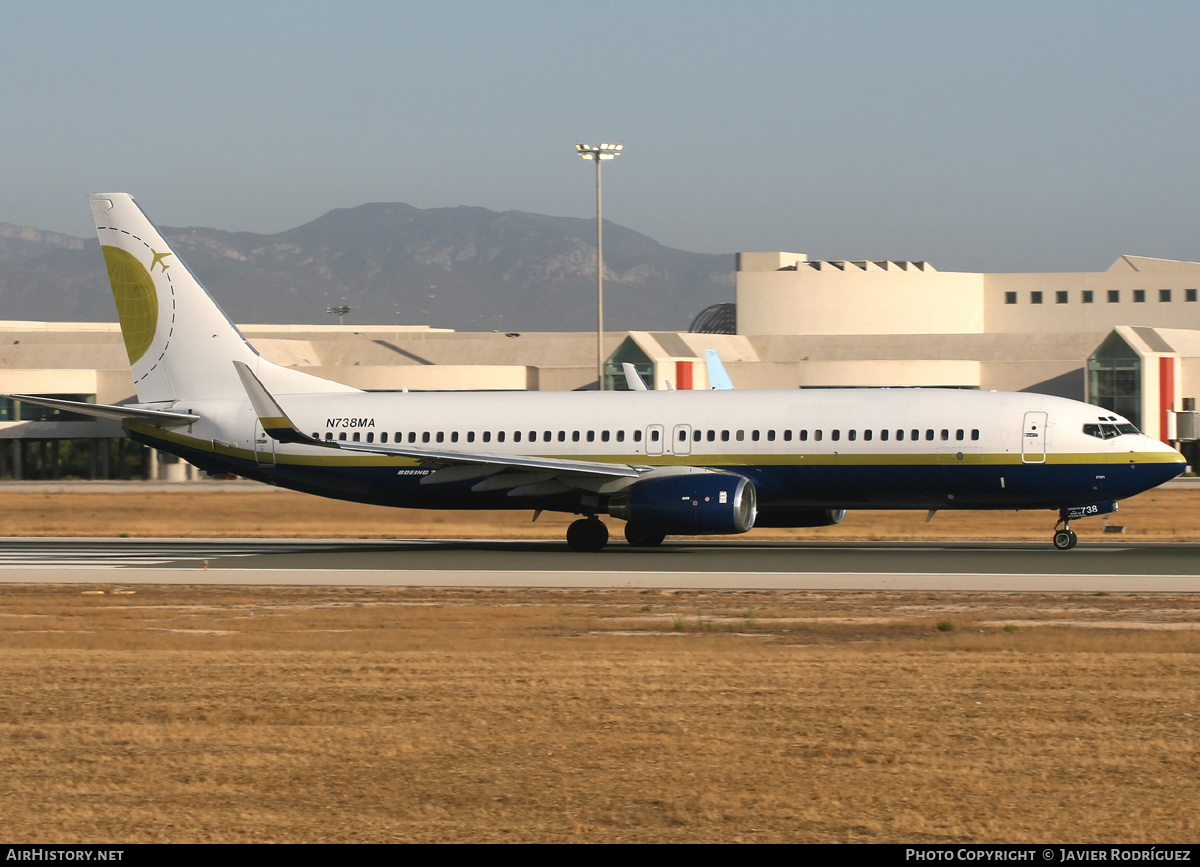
[0, 204, 734, 332]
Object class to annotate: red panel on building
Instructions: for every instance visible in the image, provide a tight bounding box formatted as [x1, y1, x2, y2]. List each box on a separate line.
[1160, 356, 1175, 444]
[676, 360, 693, 390]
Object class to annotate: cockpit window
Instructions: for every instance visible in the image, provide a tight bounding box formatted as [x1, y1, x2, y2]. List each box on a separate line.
[1083, 422, 1139, 439]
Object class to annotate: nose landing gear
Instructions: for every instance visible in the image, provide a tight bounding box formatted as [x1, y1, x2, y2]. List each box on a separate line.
[1052, 524, 1078, 550]
[1053, 507, 1079, 550]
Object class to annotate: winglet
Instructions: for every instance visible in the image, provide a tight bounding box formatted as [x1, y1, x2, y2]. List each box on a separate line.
[233, 361, 311, 444]
[705, 349, 734, 390]
[621, 362, 648, 391]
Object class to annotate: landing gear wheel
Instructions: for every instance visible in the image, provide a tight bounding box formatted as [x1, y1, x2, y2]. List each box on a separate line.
[1053, 529, 1078, 550]
[624, 522, 666, 548]
[567, 518, 609, 552]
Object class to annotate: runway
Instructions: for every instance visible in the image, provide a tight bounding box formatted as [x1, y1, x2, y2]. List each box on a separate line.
[1, 537, 1199, 590]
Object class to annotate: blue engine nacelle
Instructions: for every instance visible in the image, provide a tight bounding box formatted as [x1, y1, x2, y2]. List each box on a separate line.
[607, 473, 757, 535]
[753, 508, 846, 528]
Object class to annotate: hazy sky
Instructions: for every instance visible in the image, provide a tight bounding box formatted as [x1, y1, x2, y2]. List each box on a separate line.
[3, 0, 1200, 272]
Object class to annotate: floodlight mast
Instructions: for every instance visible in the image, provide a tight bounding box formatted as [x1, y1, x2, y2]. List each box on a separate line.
[326, 305, 351, 326]
[575, 142, 623, 390]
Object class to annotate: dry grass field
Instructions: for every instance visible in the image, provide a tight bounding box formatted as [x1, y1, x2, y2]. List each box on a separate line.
[0, 485, 1198, 842]
[0, 585, 1198, 843]
[0, 483, 1197, 541]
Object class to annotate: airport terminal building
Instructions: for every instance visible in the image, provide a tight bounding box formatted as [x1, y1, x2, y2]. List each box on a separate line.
[6, 251, 1200, 477]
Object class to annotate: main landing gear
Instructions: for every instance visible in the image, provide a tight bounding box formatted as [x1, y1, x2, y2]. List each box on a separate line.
[1052, 518, 1078, 550]
[566, 518, 668, 551]
[623, 522, 666, 548]
[566, 517, 609, 552]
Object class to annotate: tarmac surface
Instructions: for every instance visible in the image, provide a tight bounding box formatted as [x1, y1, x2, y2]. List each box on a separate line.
[1, 537, 1199, 590]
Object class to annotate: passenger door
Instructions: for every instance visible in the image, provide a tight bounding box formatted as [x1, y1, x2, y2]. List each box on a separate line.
[645, 424, 664, 456]
[1021, 411, 1047, 464]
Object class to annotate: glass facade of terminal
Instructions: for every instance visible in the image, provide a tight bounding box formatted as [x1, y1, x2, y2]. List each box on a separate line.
[1087, 333, 1141, 428]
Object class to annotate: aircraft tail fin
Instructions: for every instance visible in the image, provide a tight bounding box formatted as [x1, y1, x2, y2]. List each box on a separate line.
[621, 362, 649, 391]
[90, 194, 357, 404]
[705, 349, 735, 390]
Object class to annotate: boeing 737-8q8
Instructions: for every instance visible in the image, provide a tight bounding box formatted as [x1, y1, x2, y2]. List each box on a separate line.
[5, 195, 1186, 550]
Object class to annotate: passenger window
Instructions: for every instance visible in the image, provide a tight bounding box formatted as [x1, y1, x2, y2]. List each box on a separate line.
[679, 430, 687, 442]
[483, 431, 491, 443]
[971, 430, 980, 441]
[602, 431, 610, 442]
[651, 430, 660, 442]
[895, 430, 903, 441]
[707, 430, 716, 442]
[880, 430, 888, 441]
[366, 433, 374, 443]
[450, 432, 459, 443]
[693, 430, 701, 442]
[436, 432, 444, 443]
[721, 430, 730, 442]
[911, 430, 919, 440]
[634, 431, 642, 442]
[498, 431, 505, 443]
[956, 429, 964, 441]
[800, 430, 808, 442]
[325, 432, 333, 441]
[814, 430, 823, 442]
[767, 430, 776, 441]
[926, 430, 934, 441]
[381, 433, 388, 444]
[752, 430, 760, 441]
[848, 430, 856, 441]
[864, 430, 872, 441]
[587, 431, 595, 442]
[408, 432, 417, 444]
[784, 430, 793, 441]
[572, 431, 580, 442]
[353, 432, 361, 442]
[831, 430, 840, 442]
[617, 430, 625, 443]
[467, 431, 475, 443]
[940, 430, 949, 441]
[339, 432, 347, 441]
[736, 430, 744, 441]
[558, 431, 566, 442]
[422, 432, 430, 443]
[543, 431, 552, 442]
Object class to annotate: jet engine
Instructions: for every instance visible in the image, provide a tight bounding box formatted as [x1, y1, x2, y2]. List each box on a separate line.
[607, 473, 756, 535]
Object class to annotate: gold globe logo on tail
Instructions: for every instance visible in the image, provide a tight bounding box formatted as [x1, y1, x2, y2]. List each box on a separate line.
[102, 245, 159, 364]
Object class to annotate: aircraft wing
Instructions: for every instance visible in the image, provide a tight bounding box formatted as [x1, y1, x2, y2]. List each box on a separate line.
[1, 394, 199, 427]
[233, 362, 645, 483]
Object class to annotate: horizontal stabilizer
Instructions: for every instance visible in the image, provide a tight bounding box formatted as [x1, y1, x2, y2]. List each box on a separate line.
[232, 361, 310, 444]
[1, 394, 198, 427]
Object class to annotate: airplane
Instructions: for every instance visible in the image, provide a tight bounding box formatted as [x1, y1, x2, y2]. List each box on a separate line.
[4, 193, 1187, 551]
